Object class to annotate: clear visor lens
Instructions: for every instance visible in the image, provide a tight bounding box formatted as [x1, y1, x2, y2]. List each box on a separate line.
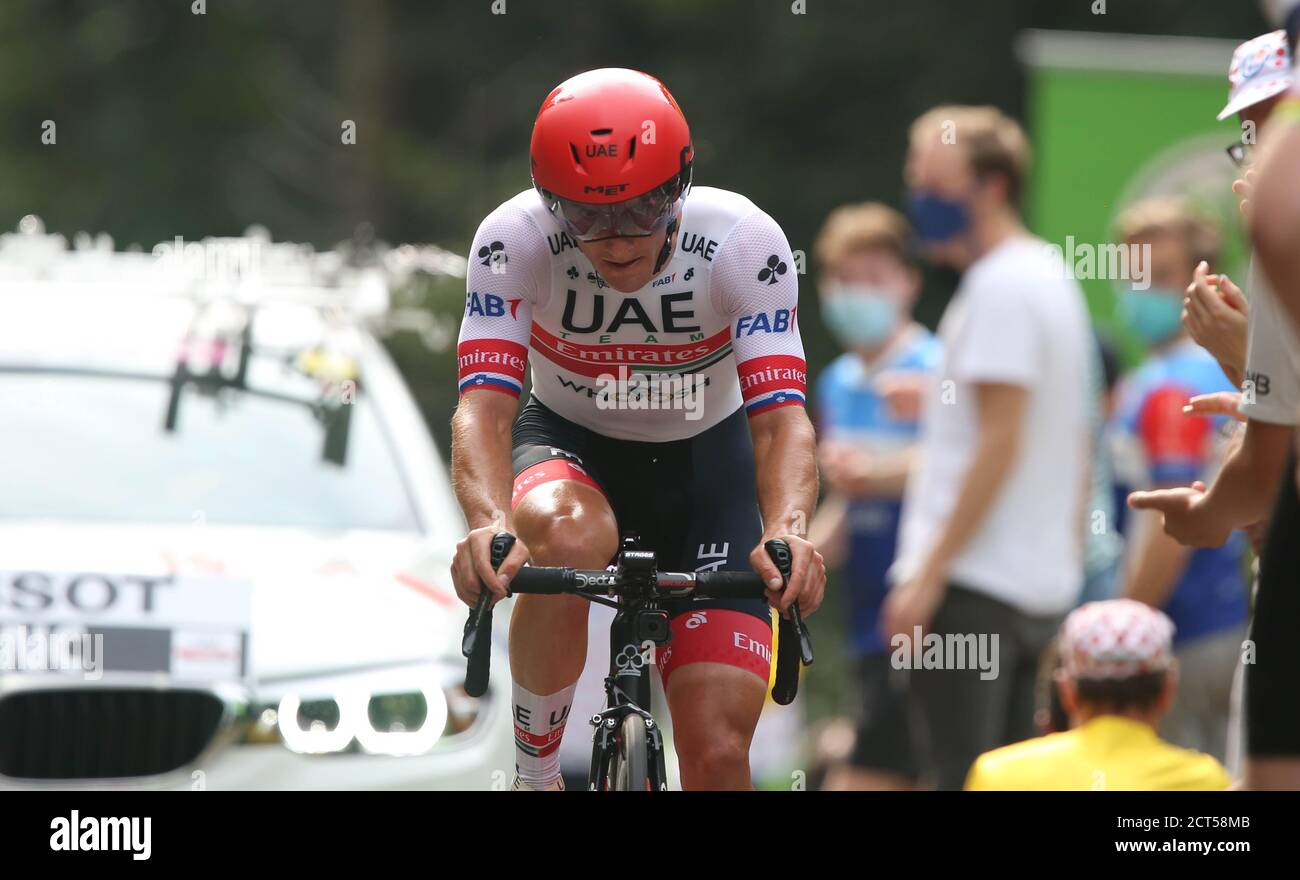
[543, 174, 686, 242]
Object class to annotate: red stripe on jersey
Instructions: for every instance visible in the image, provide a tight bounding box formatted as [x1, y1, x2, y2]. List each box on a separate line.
[530, 323, 731, 378]
[457, 338, 529, 383]
[736, 354, 808, 402]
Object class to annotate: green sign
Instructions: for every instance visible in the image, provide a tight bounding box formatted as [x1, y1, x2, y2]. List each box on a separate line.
[1020, 29, 1249, 353]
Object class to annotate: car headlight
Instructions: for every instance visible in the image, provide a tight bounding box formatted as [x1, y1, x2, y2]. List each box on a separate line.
[243, 661, 488, 757]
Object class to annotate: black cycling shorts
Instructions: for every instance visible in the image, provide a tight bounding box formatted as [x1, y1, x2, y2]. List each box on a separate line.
[509, 395, 773, 684]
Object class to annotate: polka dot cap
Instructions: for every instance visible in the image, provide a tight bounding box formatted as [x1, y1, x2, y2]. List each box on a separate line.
[1060, 599, 1176, 680]
[1219, 29, 1293, 120]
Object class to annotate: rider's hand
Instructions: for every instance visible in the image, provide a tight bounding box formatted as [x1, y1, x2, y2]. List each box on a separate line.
[1182, 262, 1248, 378]
[751, 534, 825, 616]
[450, 525, 531, 607]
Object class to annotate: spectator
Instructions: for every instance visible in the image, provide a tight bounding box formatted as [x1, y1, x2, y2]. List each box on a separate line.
[1127, 32, 1296, 564]
[1108, 198, 1248, 764]
[1188, 14, 1300, 789]
[965, 599, 1231, 791]
[806, 202, 939, 791]
[884, 106, 1093, 790]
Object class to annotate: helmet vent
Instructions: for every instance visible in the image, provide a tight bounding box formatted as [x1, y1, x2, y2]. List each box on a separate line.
[567, 143, 588, 176]
[589, 128, 613, 136]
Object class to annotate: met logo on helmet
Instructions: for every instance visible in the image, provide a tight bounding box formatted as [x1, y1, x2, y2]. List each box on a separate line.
[583, 183, 629, 196]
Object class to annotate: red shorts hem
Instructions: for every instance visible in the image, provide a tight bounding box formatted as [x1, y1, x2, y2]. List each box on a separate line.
[511, 458, 606, 509]
[655, 607, 772, 687]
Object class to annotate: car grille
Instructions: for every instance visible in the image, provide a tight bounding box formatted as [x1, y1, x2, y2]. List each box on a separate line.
[0, 688, 227, 780]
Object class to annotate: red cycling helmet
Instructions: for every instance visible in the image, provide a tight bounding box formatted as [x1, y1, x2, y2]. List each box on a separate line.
[531, 68, 693, 242]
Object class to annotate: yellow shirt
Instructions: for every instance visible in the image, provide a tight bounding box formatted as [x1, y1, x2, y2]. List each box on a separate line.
[964, 716, 1232, 791]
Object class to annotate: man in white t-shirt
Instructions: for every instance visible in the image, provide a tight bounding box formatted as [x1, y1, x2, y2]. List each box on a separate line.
[882, 106, 1092, 790]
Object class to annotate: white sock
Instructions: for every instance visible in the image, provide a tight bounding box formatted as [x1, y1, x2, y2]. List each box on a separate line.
[512, 682, 575, 789]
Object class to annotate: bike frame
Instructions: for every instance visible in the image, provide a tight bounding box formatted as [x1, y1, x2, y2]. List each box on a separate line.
[587, 535, 670, 790]
[587, 598, 669, 790]
[461, 529, 810, 792]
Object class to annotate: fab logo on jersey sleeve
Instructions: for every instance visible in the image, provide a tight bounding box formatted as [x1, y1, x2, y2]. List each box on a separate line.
[465, 291, 523, 320]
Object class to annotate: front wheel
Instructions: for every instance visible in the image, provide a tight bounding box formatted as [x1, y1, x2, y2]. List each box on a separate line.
[609, 714, 650, 791]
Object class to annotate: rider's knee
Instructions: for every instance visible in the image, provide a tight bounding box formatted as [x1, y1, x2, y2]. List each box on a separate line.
[678, 729, 749, 784]
[514, 483, 617, 567]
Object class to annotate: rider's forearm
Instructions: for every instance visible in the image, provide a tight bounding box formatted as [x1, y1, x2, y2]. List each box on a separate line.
[450, 395, 518, 532]
[750, 407, 819, 540]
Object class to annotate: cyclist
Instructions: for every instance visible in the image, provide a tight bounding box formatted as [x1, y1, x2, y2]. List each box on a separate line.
[448, 68, 825, 791]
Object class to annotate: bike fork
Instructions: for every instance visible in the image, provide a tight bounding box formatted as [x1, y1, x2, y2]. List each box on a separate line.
[586, 703, 669, 791]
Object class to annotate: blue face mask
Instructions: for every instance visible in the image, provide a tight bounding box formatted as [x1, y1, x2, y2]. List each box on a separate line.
[1120, 288, 1183, 346]
[907, 190, 971, 244]
[821, 285, 901, 348]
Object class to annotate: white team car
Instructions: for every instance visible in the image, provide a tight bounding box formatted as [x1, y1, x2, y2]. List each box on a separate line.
[0, 221, 514, 790]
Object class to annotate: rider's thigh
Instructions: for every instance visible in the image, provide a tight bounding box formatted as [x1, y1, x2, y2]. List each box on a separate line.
[665, 662, 766, 790]
[513, 477, 619, 568]
[507, 478, 619, 689]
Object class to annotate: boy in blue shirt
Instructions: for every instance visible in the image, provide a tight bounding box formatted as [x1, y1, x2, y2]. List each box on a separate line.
[1108, 198, 1248, 764]
[808, 203, 940, 790]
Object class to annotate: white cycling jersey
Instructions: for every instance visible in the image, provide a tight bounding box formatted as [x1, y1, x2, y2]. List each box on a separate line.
[456, 186, 807, 441]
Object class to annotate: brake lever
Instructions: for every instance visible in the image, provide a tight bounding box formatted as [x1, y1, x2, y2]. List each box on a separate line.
[461, 532, 515, 658]
[764, 538, 814, 667]
[788, 601, 814, 666]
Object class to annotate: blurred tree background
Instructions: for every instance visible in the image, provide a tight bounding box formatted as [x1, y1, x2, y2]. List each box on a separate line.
[0, 0, 1268, 423]
[0, 0, 1271, 722]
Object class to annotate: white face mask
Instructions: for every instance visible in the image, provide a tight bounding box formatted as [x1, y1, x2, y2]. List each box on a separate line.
[820, 282, 902, 348]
